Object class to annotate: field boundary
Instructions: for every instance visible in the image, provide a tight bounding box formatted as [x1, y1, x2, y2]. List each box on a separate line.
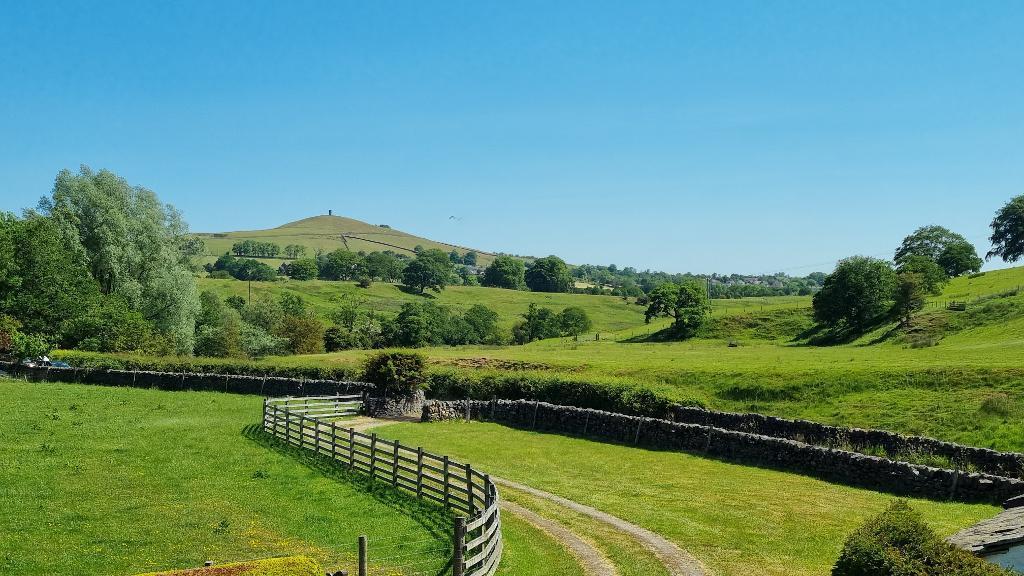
[425, 399, 1024, 505]
[264, 396, 503, 576]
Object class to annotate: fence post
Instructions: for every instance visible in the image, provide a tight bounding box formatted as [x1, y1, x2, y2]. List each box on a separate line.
[392, 441, 400, 487]
[453, 517, 466, 576]
[358, 535, 367, 576]
[369, 433, 377, 480]
[416, 447, 424, 498]
[466, 464, 474, 513]
[314, 420, 321, 455]
[349, 428, 355, 469]
[443, 456, 450, 508]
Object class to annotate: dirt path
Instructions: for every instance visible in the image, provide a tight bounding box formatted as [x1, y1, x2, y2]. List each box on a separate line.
[493, 478, 708, 576]
[334, 417, 709, 576]
[501, 500, 619, 576]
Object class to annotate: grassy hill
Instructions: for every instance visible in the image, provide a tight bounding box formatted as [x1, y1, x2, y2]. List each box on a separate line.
[197, 277, 648, 332]
[195, 215, 503, 266]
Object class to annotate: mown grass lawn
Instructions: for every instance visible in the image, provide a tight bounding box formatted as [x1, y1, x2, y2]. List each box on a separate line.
[0, 381, 580, 576]
[374, 420, 999, 576]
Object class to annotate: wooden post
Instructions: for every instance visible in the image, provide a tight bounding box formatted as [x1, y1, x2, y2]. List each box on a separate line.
[466, 464, 474, 513]
[348, 428, 355, 469]
[392, 441, 399, 487]
[416, 447, 424, 498]
[443, 456, 450, 508]
[330, 422, 338, 461]
[452, 517, 466, 576]
[358, 535, 367, 576]
[369, 434, 377, 480]
[314, 420, 321, 454]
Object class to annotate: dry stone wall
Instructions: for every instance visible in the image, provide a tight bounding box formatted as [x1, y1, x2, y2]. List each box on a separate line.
[670, 405, 1024, 479]
[1, 362, 372, 397]
[424, 399, 1024, 505]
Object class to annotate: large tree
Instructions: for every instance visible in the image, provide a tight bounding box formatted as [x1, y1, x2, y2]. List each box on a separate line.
[894, 225, 981, 277]
[525, 256, 572, 293]
[644, 280, 711, 338]
[895, 255, 947, 295]
[813, 256, 897, 332]
[988, 194, 1024, 263]
[39, 167, 199, 353]
[481, 255, 526, 290]
[402, 249, 454, 294]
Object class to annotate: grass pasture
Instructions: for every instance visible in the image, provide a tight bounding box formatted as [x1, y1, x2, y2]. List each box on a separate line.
[0, 380, 579, 576]
[374, 420, 997, 576]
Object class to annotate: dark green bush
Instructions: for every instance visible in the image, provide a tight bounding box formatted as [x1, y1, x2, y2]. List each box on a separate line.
[833, 500, 1012, 576]
[362, 351, 427, 397]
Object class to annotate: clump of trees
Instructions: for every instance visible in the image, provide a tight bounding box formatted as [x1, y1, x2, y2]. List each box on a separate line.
[231, 239, 281, 258]
[813, 257, 898, 334]
[1, 167, 200, 357]
[512, 304, 593, 344]
[402, 249, 456, 294]
[207, 254, 278, 281]
[482, 255, 526, 289]
[193, 291, 326, 358]
[525, 256, 573, 293]
[894, 225, 982, 278]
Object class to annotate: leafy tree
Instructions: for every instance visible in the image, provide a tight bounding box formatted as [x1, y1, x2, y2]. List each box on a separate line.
[62, 295, 155, 353]
[481, 255, 526, 290]
[241, 295, 284, 332]
[278, 293, 307, 317]
[224, 295, 247, 312]
[234, 258, 277, 281]
[283, 244, 307, 259]
[449, 250, 462, 264]
[525, 256, 572, 293]
[894, 225, 981, 277]
[463, 304, 502, 344]
[402, 249, 454, 294]
[644, 280, 711, 337]
[557, 307, 592, 340]
[278, 313, 326, 354]
[193, 291, 243, 357]
[0, 213, 101, 342]
[239, 323, 287, 357]
[363, 351, 427, 396]
[512, 304, 562, 344]
[40, 166, 199, 353]
[288, 257, 319, 280]
[892, 272, 927, 326]
[896, 255, 947, 295]
[361, 251, 405, 282]
[463, 251, 478, 266]
[319, 249, 361, 280]
[813, 256, 897, 332]
[988, 194, 1024, 263]
[458, 267, 480, 286]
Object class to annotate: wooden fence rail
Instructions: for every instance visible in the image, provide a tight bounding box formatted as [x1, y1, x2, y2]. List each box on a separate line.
[263, 395, 502, 576]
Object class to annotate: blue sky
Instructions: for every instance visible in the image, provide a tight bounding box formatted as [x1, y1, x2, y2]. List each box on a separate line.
[2, 1, 1022, 274]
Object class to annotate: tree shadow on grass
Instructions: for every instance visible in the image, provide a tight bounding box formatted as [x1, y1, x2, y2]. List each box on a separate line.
[241, 424, 453, 576]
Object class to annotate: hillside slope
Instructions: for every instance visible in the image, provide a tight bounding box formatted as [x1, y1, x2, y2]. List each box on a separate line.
[196, 214, 501, 265]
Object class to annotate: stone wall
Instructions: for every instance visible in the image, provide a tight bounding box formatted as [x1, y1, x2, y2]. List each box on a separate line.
[424, 399, 1024, 505]
[365, 390, 426, 418]
[1, 362, 372, 397]
[670, 405, 1024, 479]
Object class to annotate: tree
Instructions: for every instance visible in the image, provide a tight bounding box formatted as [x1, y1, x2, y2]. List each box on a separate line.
[449, 250, 462, 264]
[40, 166, 199, 353]
[284, 244, 307, 259]
[557, 307, 592, 340]
[512, 304, 562, 344]
[644, 280, 711, 338]
[896, 255, 947, 295]
[525, 256, 572, 293]
[463, 251, 478, 266]
[988, 194, 1024, 263]
[362, 251, 405, 283]
[224, 295, 246, 312]
[319, 249, 361, 280]
[812, 256, 897, 332]
[402, 249, 454, 294]
[233, 258, 277, 281]
[892, 272, 926, 326]
[481, 256, 526, 290]
[463, 304, 502, 344]
[894, 225, 981, 277]
[288, 258, 319, 280]
[193, 291, 243, 357]
[278, 313, 326, 354]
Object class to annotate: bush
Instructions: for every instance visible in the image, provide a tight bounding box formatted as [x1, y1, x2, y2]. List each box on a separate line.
[363, 351, 427, 397]
[833, 500, 1012, 576]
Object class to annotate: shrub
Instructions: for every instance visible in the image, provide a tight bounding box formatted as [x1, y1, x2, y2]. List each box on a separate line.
[363, 351, 427, 397]
[833, 500, 1012, 576]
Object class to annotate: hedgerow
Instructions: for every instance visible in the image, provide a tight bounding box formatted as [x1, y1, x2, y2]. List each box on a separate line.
[51, 350, 360, 381]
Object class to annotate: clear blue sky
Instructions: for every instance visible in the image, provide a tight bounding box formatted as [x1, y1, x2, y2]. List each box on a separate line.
[2, 1, 1022, 274]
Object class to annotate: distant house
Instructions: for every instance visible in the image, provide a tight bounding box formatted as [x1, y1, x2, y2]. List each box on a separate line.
[948, 498, 1024, 570]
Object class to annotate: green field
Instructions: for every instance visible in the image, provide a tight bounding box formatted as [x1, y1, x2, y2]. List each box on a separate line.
[375, 420, 996, 576]
[257, 267, 1024, 450]
[0, 380, 579, 576]
[196, 215, 501, 266]
[197, 276, 649, 332]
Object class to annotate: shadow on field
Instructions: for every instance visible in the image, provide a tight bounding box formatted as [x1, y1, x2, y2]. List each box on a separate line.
[241, 424, 453, 576]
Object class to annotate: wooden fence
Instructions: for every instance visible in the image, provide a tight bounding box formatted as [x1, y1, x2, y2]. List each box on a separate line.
[263, 395, 502, 576]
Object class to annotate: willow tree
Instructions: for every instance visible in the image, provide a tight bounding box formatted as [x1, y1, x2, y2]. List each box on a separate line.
[39, 166, 200, 354]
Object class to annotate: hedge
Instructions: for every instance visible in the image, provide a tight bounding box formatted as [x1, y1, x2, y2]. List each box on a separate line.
[52, 350, 361, 381]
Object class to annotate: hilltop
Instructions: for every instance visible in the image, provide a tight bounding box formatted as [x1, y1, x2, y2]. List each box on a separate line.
[195, 214, 503, 265]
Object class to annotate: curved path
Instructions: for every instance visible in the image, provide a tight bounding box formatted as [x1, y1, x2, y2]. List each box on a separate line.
[341, 416, 708, 576]
[493, 478, 708, 576]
